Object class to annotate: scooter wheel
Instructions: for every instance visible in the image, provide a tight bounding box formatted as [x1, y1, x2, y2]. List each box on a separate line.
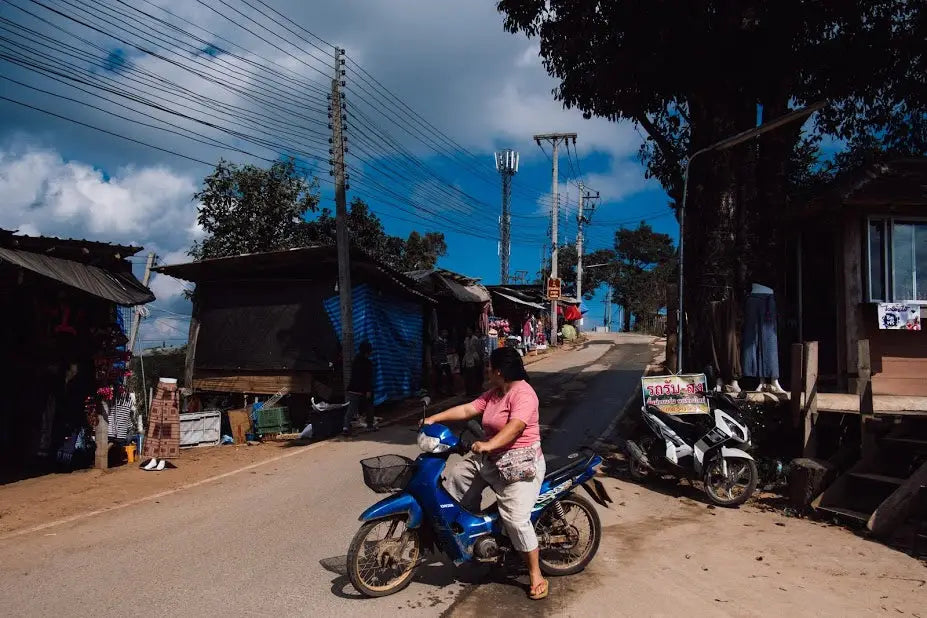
[703, 456, 758, 507]
[347, 516, 421, 597]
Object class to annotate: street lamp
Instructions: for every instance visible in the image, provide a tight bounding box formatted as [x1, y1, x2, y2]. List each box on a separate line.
[675, 102, 825, 374]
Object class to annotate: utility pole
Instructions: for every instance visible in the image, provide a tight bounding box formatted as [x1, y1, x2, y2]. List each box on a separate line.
[534, 132, 576, 346]
[604, 285, 612, 331]
[495, 149, 519, 284]
[331, 47, 353, 389]
[575, 184, 599, 330]
[128, 251, 155, 353]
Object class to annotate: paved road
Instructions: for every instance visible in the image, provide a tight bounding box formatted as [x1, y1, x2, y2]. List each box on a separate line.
[0, 334, 652, 617]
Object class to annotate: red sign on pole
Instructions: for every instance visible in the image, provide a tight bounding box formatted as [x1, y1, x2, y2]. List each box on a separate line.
[547, 278, 562, 300]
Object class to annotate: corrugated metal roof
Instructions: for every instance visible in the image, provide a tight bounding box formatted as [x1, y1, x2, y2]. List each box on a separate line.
[155, 246, 436, 303]
[0, 228, 144, 257]
[0, 246, 154, 305]
[406, 268, 489, 303]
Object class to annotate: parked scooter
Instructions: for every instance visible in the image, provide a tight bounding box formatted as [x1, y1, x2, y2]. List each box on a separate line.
[345, 409, 612, 597]
[625, 392, 758, 507]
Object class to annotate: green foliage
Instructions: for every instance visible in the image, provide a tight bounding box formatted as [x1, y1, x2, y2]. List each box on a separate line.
[301, 197, 448, 271]
[611, 223, 675, 328]
[190, 159, 319, 260]
[189, 161, 447, 271]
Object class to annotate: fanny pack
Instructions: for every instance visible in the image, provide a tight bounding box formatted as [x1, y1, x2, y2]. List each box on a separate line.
[491, 444, 539, 483]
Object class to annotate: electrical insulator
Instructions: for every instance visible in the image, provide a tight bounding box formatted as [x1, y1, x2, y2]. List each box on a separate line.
[340, 80, 346, 87]
[329, 148, 334, 155]
[345, 183, 350, 190]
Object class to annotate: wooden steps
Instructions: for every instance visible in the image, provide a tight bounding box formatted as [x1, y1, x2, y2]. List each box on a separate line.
[817, 505, 871, 523]
[848, 472, 905, 486]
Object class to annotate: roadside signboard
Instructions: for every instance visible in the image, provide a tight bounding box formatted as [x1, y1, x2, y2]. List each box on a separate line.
[546, 278, 562, 300]
[641, 373, 710, 415]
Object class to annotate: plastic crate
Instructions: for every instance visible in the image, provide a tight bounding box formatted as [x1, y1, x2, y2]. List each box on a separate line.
[254, 406, 291, 434]
[180, 410, 221, 447]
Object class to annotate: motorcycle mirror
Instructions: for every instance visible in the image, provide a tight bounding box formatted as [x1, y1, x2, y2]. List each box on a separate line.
[420, 396, 432, 407]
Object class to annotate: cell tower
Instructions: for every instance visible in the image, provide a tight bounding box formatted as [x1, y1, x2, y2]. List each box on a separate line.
[494, 149, 519, 284]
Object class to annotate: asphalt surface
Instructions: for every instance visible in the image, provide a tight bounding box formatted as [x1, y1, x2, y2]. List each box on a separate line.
[0, 334, 652, 617]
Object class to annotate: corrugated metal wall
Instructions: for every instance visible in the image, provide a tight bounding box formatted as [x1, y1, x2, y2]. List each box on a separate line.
[324, 284, 423, 405]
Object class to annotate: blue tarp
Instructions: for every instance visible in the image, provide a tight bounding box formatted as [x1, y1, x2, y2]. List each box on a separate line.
[324, 284, 423, 405]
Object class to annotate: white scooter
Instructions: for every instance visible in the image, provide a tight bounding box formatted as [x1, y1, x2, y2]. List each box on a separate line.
[625, 392, 758, 507]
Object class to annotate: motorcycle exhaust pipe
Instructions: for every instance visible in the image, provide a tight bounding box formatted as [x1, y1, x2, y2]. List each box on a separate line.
[625, 440, 650, 469]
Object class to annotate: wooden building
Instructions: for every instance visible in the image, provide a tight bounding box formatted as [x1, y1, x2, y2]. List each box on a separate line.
[783, 160, 927, 543]
[154, 246, 435, 406]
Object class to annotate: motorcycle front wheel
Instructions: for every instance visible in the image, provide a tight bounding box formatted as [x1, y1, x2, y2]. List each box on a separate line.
[347, 516, 421, 597]
[536, 494, 602, 576]
[703, 456, 758, 507]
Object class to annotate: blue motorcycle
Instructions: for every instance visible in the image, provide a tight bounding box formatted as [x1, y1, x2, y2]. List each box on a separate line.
[347, 421, 612, 597]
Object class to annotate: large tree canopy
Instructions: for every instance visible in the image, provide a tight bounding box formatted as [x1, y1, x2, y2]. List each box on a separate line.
[190, 160, 447, 272]
[497, 0, 926, 367]
[302, 198, 448, 271]
[191, 158, 319, 260]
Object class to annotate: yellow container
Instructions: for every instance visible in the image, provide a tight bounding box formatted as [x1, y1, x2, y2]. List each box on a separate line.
[124, 444, 137, 464]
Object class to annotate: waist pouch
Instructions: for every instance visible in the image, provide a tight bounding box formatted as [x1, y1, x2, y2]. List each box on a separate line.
[492, 445, 538, 483]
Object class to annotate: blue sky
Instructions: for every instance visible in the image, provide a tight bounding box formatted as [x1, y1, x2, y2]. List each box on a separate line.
[0, 0, 675, 345]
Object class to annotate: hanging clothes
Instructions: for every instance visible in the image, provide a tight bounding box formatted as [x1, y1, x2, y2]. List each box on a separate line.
[710, 296, 742, 382]
[741, 292, 780, 379]
[108, 396, 133, 441]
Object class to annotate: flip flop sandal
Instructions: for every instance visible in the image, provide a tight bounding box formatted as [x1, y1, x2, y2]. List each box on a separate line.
[529, 579, 549, 600]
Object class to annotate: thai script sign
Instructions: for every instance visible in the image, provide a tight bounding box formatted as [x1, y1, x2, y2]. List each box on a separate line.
[641, 373, 709, 415]
[877, 303, 921, 331]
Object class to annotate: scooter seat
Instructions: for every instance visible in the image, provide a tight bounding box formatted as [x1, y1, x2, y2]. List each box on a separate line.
[646, 405, 708, 442]
[544, 449, 597, 481]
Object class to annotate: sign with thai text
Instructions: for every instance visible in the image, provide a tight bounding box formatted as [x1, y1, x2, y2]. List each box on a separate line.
[877, 303, 921, 331]
[641, 373, 709, 415]
[546, 278, 562, 300]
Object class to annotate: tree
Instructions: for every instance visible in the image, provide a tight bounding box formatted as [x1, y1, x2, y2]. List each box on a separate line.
[609, 222, 675, 331]
[301, 197, 447, 271]
[546, 243, 616, 299]
[496, 0, 927, 368]
[190, 159, 319, 260]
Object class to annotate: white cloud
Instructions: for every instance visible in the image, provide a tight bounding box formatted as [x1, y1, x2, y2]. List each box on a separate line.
[0, 141, 200, 306]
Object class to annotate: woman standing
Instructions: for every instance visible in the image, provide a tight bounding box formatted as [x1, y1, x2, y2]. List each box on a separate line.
[423, 347, 548, 600]
[462, 326, 484, 396]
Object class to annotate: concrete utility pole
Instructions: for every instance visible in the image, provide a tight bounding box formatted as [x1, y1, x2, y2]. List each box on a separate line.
[128, 251, 155, 353]
[575, 184, 599, 330]
[534, 132, 576, 346]
[495, 149, 519, 284]
[331, 47, 353, 389]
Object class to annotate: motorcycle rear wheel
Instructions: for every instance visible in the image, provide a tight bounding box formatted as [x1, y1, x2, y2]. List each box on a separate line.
[347, 516, 421, 597]
[537, 494, 602, 576]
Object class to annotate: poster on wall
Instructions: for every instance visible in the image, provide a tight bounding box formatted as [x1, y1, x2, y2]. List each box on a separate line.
[877, 303, 921, 331]
[641, 373, 710, 415]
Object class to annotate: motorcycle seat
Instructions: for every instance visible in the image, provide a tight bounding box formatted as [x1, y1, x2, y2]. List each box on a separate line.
[646, 405, 708, 442]
[544, 448, 597, 481]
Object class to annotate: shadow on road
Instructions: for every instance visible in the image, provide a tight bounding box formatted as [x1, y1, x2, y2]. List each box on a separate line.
[319, 554, 523, 601]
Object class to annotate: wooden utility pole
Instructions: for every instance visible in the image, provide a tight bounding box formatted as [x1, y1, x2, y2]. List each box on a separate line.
[127, 252, 155, 354]
[332, 47, 353, 390]
[575, 184, 598, 330]
[534, 132, 576, 346]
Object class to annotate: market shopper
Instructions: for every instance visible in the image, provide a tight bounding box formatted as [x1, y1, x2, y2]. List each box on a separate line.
[431, 329, 453, 395]
[462, 326, 484, 396]
[343, 341, 376, 434]
[423, 347, 548, 600]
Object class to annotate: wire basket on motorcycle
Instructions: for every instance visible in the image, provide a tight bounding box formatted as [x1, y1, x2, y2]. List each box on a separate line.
[360, 454, 415, 493]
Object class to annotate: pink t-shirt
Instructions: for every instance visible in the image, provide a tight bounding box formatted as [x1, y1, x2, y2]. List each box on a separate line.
[472, 381, 541, 452]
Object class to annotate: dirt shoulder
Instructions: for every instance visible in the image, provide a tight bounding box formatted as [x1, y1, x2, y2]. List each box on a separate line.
[450, 463, 926, 617]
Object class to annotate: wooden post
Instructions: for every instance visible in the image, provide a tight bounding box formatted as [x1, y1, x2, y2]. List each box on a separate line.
[95, 401, 109, 470]
[802, 341, 819, 458]
[858, 339, 876, 461]
[790, 343, 803, 428]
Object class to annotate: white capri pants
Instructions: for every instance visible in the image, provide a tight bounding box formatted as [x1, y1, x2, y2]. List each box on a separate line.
[445, 444, 545, 552]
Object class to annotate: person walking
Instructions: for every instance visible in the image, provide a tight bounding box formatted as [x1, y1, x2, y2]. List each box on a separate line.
[431, 329, 453, 395]
[343, 341, 376, 435]
[423, 347, 548, 600]
[462, 326, 483, 396]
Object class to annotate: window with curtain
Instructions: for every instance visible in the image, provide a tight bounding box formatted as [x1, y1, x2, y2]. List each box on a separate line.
[868, 219, 927, 302]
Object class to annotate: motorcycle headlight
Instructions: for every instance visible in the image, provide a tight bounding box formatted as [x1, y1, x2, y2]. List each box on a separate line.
[724, 419, 746, 441]
[417, 432, 451, 454]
